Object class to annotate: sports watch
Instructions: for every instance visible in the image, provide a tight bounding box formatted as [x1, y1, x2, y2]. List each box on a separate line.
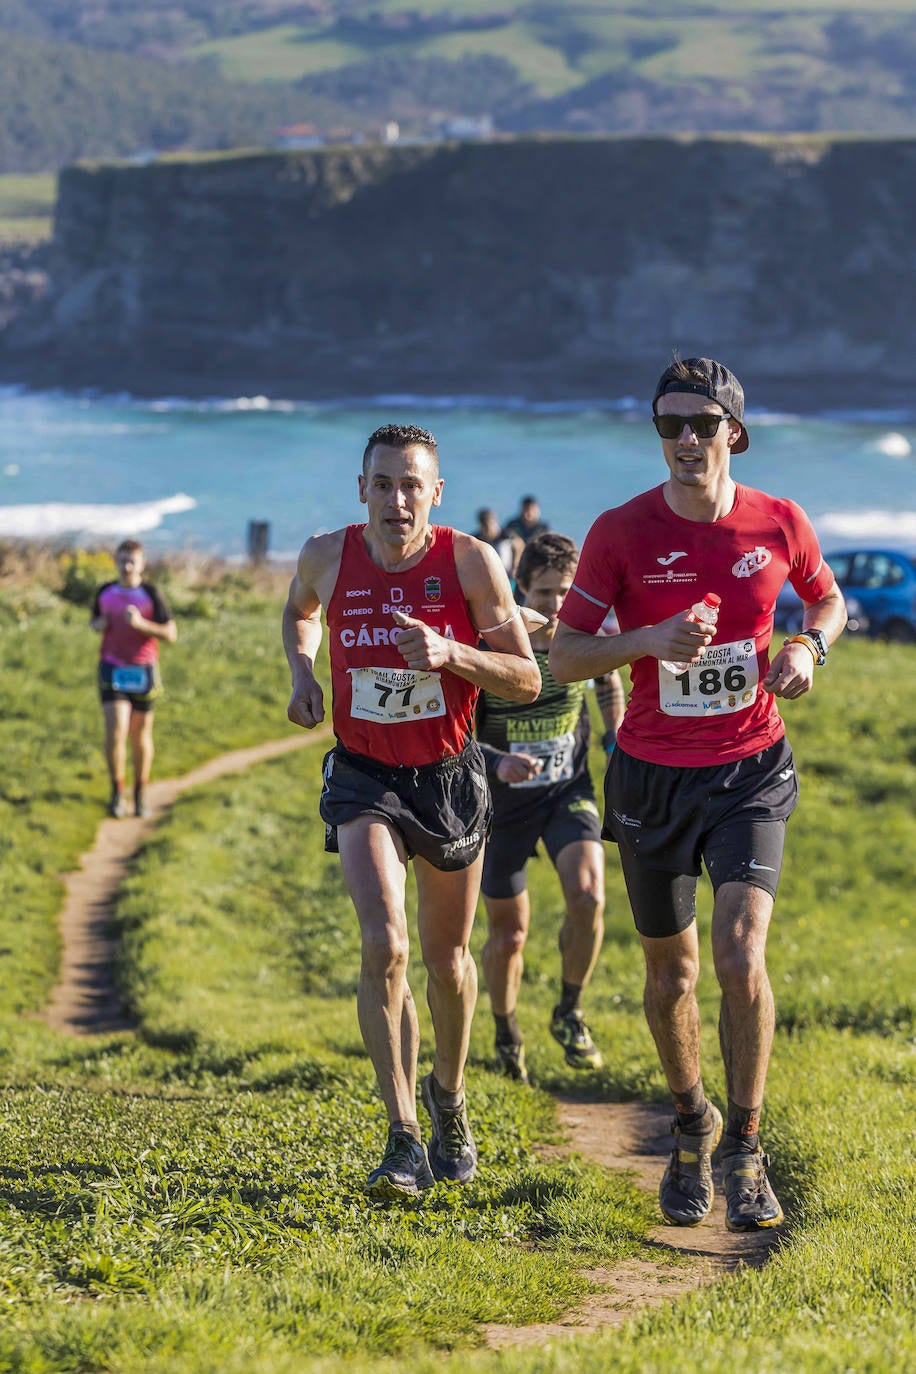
[786, 628, 828, 666]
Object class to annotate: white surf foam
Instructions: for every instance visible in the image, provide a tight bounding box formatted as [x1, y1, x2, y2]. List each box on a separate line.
[818, 508, 916, 547]
[0, 493, 196, 539]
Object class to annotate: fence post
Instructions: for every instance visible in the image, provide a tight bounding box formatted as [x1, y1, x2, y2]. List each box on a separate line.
[247, 520, 270, 563]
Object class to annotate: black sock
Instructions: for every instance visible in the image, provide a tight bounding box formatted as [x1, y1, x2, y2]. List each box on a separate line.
[674, 1080, 708, 1132]
[557, 980, 582, 1017]
[723, 1101, 760, 1154]
[494, 1012, 522, 1046]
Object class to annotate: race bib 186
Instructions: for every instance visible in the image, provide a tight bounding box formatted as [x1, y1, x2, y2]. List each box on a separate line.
[658, 637, 759, 717]
[349, 666, 446, 723]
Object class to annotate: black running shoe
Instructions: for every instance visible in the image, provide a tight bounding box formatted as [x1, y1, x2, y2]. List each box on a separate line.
[365, 1130, 435, 1199]
[134, 786, 150, 818]
[658, 1102, 723, 1226]
[549, 1006, 603, 1070]
[721, 1149, 784, 1232]
[109, 789, 126, 819]
[494, 1039, 529, 1084]
[421, 1074, 478, 1184]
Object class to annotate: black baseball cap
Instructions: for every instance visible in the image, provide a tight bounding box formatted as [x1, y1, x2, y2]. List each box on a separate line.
[652, 357, 749, 453]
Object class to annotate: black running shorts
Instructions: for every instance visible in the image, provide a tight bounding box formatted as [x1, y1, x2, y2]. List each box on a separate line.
[603, 736, 799, 938]
[320, 740, 492, 872]
[98, 661, 161, 712]
[482, 785, 602, 899]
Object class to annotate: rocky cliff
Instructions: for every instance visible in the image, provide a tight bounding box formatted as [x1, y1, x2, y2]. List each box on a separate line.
[3, 136, 915, 407]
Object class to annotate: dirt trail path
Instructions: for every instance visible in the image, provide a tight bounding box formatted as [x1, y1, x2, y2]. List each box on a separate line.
[41, 730, 782, 1336]
[483, 1099, 780, 1347]
[43, 730, 326, 1035]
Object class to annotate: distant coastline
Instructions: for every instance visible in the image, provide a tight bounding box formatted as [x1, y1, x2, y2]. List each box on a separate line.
[3, 137, 916, 412]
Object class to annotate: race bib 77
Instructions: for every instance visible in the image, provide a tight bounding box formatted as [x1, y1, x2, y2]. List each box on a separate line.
[349, 666, 446, 723]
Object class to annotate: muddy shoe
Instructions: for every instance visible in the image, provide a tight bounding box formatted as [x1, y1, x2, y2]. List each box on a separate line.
[658, 1102, 723, 1226]
[549, 1006, 603, 1070]
[494, 1039, 529, 1085]
[721, 1149, 784, 1232]
[365, 1130, 435, 1199]
[421, 1074, 477, 1184]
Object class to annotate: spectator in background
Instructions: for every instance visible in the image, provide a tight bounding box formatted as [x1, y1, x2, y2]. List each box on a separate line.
[474, 506, 521, 577]
[501, 495, 549, 547]
[90, 539, 177, 818]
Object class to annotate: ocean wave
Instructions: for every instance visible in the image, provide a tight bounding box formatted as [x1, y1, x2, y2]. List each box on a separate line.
[818, 508, 916, 545]
[0, 493, 196, 539]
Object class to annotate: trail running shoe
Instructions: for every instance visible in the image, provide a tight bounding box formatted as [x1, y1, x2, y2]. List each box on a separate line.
[364, 1130, 435, 1200]
[549, 1006, 604, 1070]
[658, 1102, 724, 1226]
[421, 1074, 478, 1184]
[134, 785, 150, 818]
[494, 1039, 529, 1085]
[721, 1149, 784, 1232]
[109, 789, 126, 819]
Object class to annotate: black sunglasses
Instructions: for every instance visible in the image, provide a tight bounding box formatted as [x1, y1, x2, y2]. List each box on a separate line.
[652, 412, 731, 440]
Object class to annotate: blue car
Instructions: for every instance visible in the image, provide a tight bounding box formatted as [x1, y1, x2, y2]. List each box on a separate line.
[775, 548, 916, 643]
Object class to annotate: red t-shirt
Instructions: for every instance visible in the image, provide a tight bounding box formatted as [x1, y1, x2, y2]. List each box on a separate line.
[558, 484, 836, 766]
[93, 581, 172, 667]
[326, 524, 480, 767]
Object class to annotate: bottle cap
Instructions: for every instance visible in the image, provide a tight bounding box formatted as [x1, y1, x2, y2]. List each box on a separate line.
[702, 593, 721, 607]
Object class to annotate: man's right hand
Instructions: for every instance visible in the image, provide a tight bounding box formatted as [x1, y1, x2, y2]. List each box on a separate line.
[495, 752, 543, 784]
[287, 678, 325, 729]
[648, 608, 717, 665]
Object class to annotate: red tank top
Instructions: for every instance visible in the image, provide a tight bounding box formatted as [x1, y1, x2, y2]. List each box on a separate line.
[326, 524, 480, 767]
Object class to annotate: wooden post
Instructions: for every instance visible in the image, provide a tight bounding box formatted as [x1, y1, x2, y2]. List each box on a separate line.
[247, 520, 270, 562]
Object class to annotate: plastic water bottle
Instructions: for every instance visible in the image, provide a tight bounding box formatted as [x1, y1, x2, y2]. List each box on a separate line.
[660, 593, 721, 673]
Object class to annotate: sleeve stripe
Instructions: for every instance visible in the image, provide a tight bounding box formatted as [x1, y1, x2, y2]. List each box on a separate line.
[569, 582, 611, 610]
[804, 558, 824, 584]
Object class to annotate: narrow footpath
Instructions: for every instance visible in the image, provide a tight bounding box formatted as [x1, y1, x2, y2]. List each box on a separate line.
[42, 731, 781, 1340]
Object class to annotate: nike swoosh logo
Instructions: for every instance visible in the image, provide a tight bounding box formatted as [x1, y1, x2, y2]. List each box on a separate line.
[748, 859, 776, 871]
[657, 552, 687, 566]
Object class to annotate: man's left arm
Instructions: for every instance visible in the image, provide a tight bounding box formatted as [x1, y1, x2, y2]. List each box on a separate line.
[392, 536, 540, 702]
[763, 585, 847, 699]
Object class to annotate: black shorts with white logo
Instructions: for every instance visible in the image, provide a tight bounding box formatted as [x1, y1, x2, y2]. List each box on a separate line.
[320, 740, 492, 873]
[603, 736, 799, 938]
[482, 783, 602, 900]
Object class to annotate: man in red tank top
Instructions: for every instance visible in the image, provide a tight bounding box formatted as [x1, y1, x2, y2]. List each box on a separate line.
[550, 357, 847, 1235]
[283, 424, 540, 1199]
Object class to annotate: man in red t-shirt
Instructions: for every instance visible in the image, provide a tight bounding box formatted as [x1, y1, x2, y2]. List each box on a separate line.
[283, 423, 540, 1199]
[91, 539, 177, 818]
[550, 357, 847, 1234]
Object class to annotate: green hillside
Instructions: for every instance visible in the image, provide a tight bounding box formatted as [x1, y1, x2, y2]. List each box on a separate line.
[0, 2, 915, 172]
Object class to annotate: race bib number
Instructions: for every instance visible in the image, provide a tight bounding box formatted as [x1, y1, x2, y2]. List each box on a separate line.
[509, 733, 575, 787]
[658, 638, 759, 717]
[349, 667, 445, 723]
[111, 665, 152, 694]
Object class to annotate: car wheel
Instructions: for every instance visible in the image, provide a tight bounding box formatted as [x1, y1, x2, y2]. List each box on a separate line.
[882, 619, 916, 644]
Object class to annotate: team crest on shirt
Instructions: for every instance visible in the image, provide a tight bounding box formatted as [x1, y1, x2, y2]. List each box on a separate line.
[424, 576, 442, 602]
[732, 546, 773, 578]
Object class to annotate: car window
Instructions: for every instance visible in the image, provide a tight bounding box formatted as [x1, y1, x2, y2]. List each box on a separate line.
[858, 554, 902, 589]
[828, 553, 850, 581]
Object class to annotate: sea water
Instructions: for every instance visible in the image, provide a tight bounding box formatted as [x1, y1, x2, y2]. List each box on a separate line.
[0, 387, 914, 559]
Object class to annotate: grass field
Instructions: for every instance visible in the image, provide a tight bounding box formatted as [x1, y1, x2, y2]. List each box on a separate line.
[0, 173, 56, 242]
[0, 555, 914, 1371]
[189, 1, 916, 101]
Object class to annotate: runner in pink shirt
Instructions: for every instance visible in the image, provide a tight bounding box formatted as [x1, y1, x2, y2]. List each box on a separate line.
[91, 539, 177, 817]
